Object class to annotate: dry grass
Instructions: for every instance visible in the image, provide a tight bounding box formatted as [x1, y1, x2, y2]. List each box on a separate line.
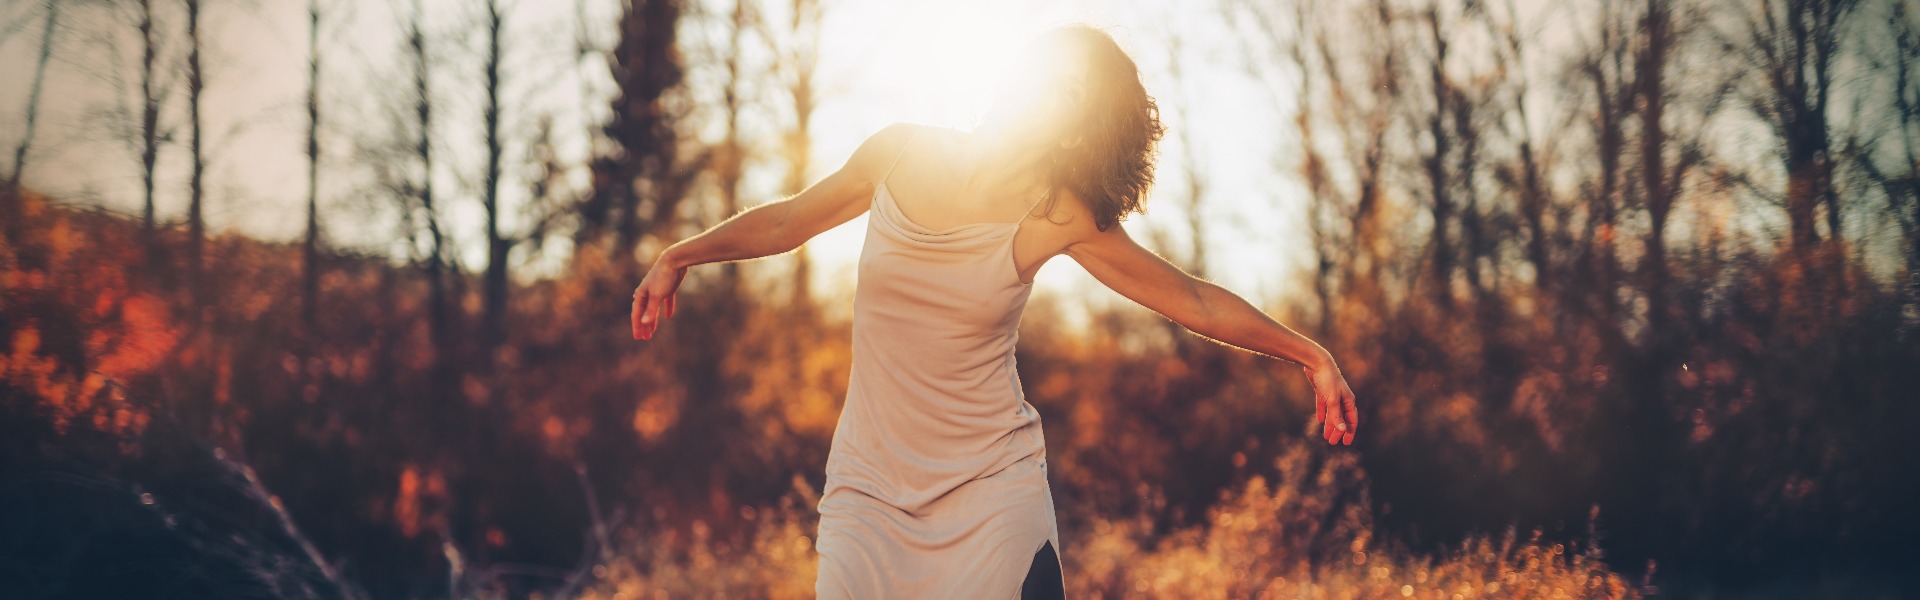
[569, 441, 1637, 599]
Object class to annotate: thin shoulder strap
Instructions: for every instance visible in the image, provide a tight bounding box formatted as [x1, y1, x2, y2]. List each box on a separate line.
[1019, 184, 1056, 221]
[883, 127, 919, 183]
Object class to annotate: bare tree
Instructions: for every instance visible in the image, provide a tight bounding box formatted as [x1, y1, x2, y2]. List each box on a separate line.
[1635, 0, 1720, 334]
[583, 0, 697, 259]
[2, 0, 58, 239]
[1238, 0, 1403, 335]
[185, 0, 206, 297]
[400, 0, 454, 387]
[1487, 0, 1555, 291]
[521, 115, 572, 259]
[7, 0, 60, 189]
[1733, 0, 1862, 251]
[1417, 1, 1464, 310]
[480, 0, 509, 360]
[1446, 9, 1493, 306]
[1263, 0, 1339, 334]
[303, 0, 321, 327]
[1572, 0, 1637, 349]
[1635, 0, 1678, 330]
[140, 0, 161, 232]
[1844, 0, 1920, 324]
[1886, 2, 1920, 279]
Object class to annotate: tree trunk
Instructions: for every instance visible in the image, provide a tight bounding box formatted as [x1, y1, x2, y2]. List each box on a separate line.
[1583, 0, 1631, 355]
[187, 0, 206, 303]
[303, 0, 322, 329]
[1751, 0, 1860, 252]
[1637, 0, 1673, 333]
[585, 0, 687, 258]
[140, 0, 159, 232]
[1423, 9, 1455, 310]
[409, 0, 454, 399]
[3, 0, 59, 238]
[8, 0, 59, 187]
[481, 0, 510, 363]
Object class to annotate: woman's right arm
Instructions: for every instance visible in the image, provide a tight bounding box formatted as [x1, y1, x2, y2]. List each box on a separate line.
[1056, 195, 1358, 445]
[632, 123, 917, 340]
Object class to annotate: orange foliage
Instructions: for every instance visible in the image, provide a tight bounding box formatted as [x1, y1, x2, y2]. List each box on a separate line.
[1, 191, 179, 437]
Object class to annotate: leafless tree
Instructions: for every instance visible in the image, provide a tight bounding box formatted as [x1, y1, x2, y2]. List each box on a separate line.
[7, 0, 60, 189]
[1417, 1, 1462, 310]
[1730, 0, 1862, 251]
[480, 0, 510, 360]
[140, 0, 161, 232]
[1635, 0, 1723, 334]
[3, 0, 60, 238]
[302, 0, 321, 327]
[582, 0, 698, 260]
[1570, 0, 1636, 350]
[1486, 0, 1557, 292]
[1237, 0, 1404, 336]
[1842, 0, 1920, 324]
[185, 0, 206, 297]
[395, 0, 455, 388]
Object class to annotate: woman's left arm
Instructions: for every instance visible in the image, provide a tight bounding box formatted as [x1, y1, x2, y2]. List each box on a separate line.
[1064, 220, 1359, 445]
[630, 124, 917, 340]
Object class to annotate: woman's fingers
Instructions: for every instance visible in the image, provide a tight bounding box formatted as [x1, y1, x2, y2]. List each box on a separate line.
[1314, 394, 1329, 443]
[637, 290, 660, 340]
[1314, 380, 1341, 445]
[1322, 397, 1339, 444]
[641, 292, 656, 340]
[633, 288, 668, 341]
[1341, 393, 1359, 445]
[632, 285, 680, 340]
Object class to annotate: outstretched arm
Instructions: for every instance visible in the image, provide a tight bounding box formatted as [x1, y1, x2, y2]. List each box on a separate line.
[631, 123, 917, 340]
[1063, 218, 1359, 445]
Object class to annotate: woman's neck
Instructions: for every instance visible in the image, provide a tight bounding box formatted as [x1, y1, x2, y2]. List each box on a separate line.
[960, 120, 1055, 195]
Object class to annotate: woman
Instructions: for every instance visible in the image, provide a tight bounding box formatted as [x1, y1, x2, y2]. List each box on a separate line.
[629, 24, 1358, 599]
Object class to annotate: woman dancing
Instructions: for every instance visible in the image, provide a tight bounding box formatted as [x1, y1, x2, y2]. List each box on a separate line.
[629, 24, 1359, 599]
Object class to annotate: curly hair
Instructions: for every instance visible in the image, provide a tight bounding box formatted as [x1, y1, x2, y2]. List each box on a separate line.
[1030, 25, 1166, 232]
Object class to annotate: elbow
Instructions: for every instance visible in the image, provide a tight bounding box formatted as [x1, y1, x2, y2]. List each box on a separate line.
[775, 222, 809, 255]
[767, 206, 807, 254]
[1185, 313, 1234, 346]
[1178, 281, 1222, 337]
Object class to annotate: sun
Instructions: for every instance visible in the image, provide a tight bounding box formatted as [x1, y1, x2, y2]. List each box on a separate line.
[800, 0, 1108, 306]
[855, 1, 1093, 130]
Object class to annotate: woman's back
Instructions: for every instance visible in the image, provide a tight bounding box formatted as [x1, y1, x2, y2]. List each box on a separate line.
[813, 125, 1062, 598]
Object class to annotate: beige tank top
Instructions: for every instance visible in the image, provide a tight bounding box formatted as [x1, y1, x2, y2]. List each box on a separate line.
[813, 126, 1060, 598]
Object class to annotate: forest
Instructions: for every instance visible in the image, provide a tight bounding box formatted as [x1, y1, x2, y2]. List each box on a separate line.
[1, 0, 1917, 598]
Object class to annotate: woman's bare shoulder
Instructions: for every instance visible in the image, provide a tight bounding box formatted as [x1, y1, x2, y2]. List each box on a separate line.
[843, 123, 923, 179]
[1040, 186, 1109, 238]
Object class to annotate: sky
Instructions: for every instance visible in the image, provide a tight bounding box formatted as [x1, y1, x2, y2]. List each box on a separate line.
[1, 0, 1346, 324]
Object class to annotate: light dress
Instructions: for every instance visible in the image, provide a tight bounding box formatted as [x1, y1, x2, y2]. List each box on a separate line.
[813, 127, 1061, 599]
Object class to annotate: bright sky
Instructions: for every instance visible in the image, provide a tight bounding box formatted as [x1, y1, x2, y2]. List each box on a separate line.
[0, 0, 1310, 324]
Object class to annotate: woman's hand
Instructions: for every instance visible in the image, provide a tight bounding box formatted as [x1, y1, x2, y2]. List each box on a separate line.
[631, 252, 688, 341]
[1307, 356, 1358, 446]
[1055, 208, 1361, 446]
